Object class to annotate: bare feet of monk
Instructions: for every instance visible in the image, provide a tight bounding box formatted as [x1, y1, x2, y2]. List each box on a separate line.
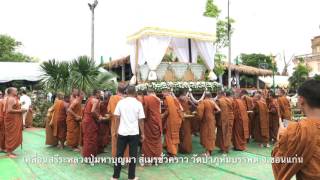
[7, 152, 17, 158]
[73, 148, 80, 152]
[265, 143, 270, 148]
[259, 144, 263, 148]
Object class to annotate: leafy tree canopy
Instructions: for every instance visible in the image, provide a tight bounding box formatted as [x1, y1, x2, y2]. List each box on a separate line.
[289, 61, 311, 89]
[240, 53, 277, 71]
[203, 0, 220, 18]
[0, 34, 34, 62]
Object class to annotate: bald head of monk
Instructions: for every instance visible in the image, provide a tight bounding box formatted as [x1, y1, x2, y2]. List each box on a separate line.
[72, 88, 79, 97]
[297, 79, 320, 116]
[162, 87, 171, 97]
[56, 92, 64, 100]
[204, 92, 212, 99]
[92, 89, 102, 99]
[253, 92, 262, 102]
[217, 90, 226, 98]
[147, 88, 156, 95]
[7, 87, 17, 96]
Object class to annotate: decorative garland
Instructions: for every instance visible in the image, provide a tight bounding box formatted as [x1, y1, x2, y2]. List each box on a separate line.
[136, 81, 222, 93]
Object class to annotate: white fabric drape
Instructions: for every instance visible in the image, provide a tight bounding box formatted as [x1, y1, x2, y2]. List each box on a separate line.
[140, 35, 172, 80]
[171, 38, 198, 63]
[195, 41, 217, 80]
[129, 41, 144, 85]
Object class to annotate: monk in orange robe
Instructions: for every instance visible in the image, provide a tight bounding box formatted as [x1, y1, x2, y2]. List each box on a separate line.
[24, 108, 33, 128]
[82, 90, 102, 158]
[197, 92, 220, 156]
[178, 89, 194, 154]
[266, 92, 281, 142]
[0, 92, 6, 152]
[240, 90, 254, 139]
[70, 88, 79, 104]
[66, 91, 84, 151]
[97, 91, 111, 154]
[216, 91, 235, 154]
[48, 93, 68, 149]
[277, 89, 292, 124]
[253, 93, 270, 148]
[45, 104, 58, 146]
[4, 87, 25, 158]
[162, 89, 183, 157]
[107, 84, 126, 157]
[272, 79, 320, 180]
[141, 88, 162, 162]
[232, 94, 250, 151]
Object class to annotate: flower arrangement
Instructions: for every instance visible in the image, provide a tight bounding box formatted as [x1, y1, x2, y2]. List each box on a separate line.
[136, 81, 222, 93]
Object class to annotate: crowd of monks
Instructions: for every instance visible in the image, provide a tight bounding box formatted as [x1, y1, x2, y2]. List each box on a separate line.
[1, 79, 320, 180]
[41, 84, 292, 161]
[0, 84, 292, 160]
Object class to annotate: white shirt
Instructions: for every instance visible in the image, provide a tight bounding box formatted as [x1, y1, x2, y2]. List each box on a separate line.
[114, 97, 145, 136]
[20, 94, 31, 110]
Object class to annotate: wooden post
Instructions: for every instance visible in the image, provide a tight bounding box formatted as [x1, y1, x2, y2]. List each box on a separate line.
[257, 76, 260, 89]
[188, 39, 192, 63]
[135, 39, 140, 84]
[121, 64, 125, 81]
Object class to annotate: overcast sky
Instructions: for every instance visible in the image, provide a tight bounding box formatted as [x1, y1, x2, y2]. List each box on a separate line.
[1, 0, 319, 73]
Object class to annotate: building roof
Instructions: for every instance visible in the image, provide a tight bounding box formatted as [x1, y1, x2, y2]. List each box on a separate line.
[0, 62, 42, 83]
[224, 64, 273, 76]
[104, 56, 130, 69]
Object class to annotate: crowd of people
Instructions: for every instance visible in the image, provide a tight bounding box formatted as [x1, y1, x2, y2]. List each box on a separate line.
[1, 79, 320, 180]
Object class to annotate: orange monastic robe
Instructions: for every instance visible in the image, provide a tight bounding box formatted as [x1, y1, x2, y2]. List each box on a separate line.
[82, 97, 99, 158]
[216, 97, 234, 152]
[197, 99, 216, 152]
[24, 108, 33, 128]
[142, 95, 163, 158]
[66, 98, 82, 148]
[267, 98, 280, 141]
[232, 99, 249, 150]
[0, 99, 6, 150]
[97, 100, 110, 154]
[51, 99, 67, 141]
[272, 119, 320, 180]
[243, 95, 254, 138]
[107, 95, 123, 157]
[4, 97, 23, 152]
[178, 96, 192, 153]
[163, 95, 183, 156]
[45, 109, 58, 146]
[278, 96, 291, 121]
[253, 100, 269, 143]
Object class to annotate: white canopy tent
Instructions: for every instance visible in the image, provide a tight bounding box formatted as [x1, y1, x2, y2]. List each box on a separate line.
[126, 15, 217, 84]
[259, 76, 290, 88]
[0, 62, 42, 83]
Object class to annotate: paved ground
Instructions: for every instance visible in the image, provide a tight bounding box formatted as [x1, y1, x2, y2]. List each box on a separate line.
[0, 128, 275, 180]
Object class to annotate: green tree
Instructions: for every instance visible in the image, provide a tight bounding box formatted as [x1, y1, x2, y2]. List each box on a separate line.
[289, 61, 311, 90]
[313, 74, 320, 81]
[214, 53, 226, 83]
[240, 53, 276, 71]
[41, 56, 116, 95]
[0, 34, 33, 62]
[203, 0, 220, 18]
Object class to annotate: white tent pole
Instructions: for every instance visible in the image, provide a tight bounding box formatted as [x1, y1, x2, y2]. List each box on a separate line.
[135, 39, 140, 84]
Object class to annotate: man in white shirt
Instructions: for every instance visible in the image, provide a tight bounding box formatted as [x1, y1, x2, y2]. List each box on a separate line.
[112, 85, 145, 180]
[20, 90, 32, 127]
